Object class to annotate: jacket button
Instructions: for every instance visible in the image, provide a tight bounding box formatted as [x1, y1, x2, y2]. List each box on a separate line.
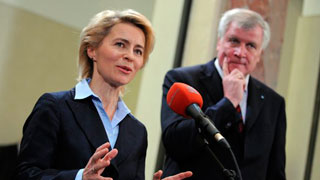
[225, 122, 232, 129]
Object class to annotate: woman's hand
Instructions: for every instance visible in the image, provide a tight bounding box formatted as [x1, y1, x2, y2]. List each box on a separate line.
[83, 142, 118, 180]
[153, 170, 192, 180]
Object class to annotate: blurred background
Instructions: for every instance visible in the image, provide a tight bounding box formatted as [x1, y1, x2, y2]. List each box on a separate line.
[0, 0, 319, 179]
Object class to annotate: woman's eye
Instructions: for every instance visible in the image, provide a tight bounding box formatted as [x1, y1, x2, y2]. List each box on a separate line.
[115, 42, 124, 48]
[134, 49, 143, 56]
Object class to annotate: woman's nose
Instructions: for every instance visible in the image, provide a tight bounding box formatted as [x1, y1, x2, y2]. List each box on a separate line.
[123, 50, 134, 61]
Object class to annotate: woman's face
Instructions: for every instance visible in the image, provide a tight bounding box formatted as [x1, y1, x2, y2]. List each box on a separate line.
[88, 23, 145, 88]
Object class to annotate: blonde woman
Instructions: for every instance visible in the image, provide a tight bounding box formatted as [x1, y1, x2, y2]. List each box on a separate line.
[16, 9, 192, 180]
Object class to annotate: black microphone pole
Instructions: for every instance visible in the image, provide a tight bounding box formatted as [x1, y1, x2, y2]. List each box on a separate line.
[186, 104, 230, 149]
[186, 103, 243, 180]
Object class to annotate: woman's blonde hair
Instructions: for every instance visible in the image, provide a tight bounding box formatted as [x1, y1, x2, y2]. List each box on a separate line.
[77, 9, 155, 81]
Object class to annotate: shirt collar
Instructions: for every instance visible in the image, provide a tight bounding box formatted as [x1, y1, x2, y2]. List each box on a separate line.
[115, 98, 131, 121]
[75, 78, 131, 115]
[75, 78, 95, 100]
[214, 59, 250, 92]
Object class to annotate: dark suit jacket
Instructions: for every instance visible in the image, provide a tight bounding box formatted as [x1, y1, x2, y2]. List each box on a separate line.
[15, 88, 147, 180]
[161, 59, 286, 180]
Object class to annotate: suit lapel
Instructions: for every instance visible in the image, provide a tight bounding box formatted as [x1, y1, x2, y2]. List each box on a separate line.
[66, 89, 119, 178]
[66, 92, 109, 150]
[112, 115, 137, 166]
[245, 78, 265, 132]
[198, 59, 265, 133]
[199, 59, 224, 105]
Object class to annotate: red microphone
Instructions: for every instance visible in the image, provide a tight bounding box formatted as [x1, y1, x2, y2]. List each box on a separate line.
[166, 82, 230, 149]
[166, 82, 203, 118]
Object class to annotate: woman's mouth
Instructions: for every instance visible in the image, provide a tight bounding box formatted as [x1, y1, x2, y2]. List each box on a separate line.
[117, 65, 132, 74]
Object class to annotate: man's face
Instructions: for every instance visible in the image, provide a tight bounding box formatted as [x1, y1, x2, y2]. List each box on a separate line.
[217, 22, 264, 76]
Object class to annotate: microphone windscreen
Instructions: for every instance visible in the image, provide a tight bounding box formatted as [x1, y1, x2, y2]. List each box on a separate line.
[166, 82, 203, 118]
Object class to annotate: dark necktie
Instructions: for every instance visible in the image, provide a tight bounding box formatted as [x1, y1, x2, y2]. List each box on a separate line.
[236, 105, 244, 133]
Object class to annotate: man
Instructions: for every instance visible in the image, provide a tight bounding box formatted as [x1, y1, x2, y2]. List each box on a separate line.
[161, 8, 286, 180]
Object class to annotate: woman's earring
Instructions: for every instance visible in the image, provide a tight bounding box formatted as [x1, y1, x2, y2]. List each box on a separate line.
[90, 56, 97, 62]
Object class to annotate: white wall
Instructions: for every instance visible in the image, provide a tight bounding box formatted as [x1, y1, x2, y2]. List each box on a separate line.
[181, 0, 225, 66]
[0, 0, 155, 29]
[279, 0, 320, 179]
[134, 0, 185, 178]
[303, 0, 320, 16]
[285, 15, 320, 180]
[0, 2, 79, 144]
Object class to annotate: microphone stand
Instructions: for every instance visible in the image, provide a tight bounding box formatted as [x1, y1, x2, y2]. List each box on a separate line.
[227, 145, 242, 180]
[199, 130, 240, 180]
[186, 104, 243, 180]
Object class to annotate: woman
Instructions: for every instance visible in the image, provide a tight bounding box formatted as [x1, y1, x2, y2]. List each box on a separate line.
[15, 9, 192, 180]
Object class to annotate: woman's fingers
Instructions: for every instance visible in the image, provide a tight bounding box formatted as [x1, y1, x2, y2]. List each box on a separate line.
[83, 142, 116, 180]
[96, 142, 111, 152]
[94, 149, 118, 171]
[153, 170, 163, 180]
[164, 171, 193, 180]
[103, 148, 118, 161]
[153, 170, 193, 180]
[171, 171, 193, 179]
[91, 147, 109, 163]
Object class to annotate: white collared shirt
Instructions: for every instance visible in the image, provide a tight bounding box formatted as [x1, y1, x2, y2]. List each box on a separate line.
[74, 78, 131, 148]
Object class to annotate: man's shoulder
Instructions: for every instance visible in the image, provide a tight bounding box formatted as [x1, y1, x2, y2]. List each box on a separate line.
[167, 59, 215, 76]
[165, 64, 205, 84]
[169, 63, 203, 74]
[250, 77, 284, 101]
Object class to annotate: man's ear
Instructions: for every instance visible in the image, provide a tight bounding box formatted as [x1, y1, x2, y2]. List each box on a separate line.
[257, 49, 264, 62]
[216, 38, 222, 52]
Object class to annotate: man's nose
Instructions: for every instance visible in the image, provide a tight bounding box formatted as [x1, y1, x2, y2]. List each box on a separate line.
[234, 44, 247, 58]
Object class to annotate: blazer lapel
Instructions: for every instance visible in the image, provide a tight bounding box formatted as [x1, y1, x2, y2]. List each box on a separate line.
[198, 60, 265, 134]
[66, 89, 119, 178]
[245, 78, 265, 132]
[112, 115, 137, 166]
[199, 59, 224, 105]
[66, 94, 109, 150]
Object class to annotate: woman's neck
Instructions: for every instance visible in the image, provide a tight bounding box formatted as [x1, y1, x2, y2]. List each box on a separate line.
[89, 77, 122, 121]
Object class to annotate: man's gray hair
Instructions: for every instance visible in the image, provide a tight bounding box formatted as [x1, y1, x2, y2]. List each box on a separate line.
[218, 8, 271, 50]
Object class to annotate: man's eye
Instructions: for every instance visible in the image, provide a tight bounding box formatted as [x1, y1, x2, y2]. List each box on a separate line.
[247, 43, 256, 49]
[229, 38, 239, 44]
